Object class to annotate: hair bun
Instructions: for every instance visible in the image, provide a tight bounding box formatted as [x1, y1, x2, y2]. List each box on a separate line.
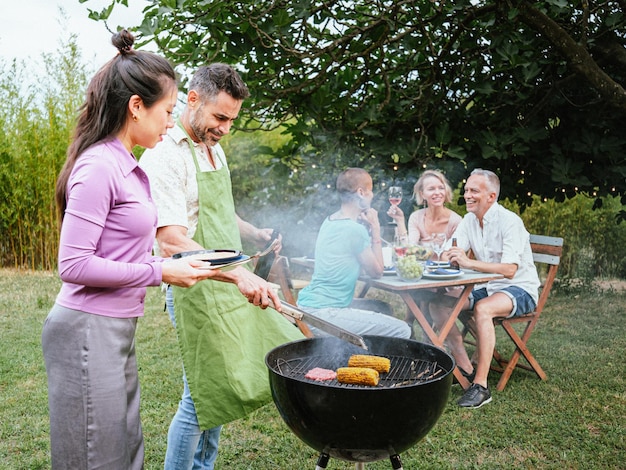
[112, 29, 135, 55]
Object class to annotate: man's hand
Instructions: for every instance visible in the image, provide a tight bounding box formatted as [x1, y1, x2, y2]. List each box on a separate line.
[155, 225, 203, 258]
[255, 228, 282, 254]
[214, 266, 282, 309]
[444, 247, 518, 278]
[236, 215, 282, 252]
[444, 246, 470, 268]
[359, 208, 380, 229]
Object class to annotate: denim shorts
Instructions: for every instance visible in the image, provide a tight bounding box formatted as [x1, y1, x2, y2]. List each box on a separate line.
[469, 286, 536, 318]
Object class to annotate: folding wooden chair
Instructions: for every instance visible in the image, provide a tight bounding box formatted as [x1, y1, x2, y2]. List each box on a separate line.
[464, 234, 563, 391]
[267, 256, 314, 337]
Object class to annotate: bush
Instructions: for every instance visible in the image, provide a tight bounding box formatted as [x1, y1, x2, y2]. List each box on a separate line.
[520, 194, 626, 279]
[0, 33, 88, 270]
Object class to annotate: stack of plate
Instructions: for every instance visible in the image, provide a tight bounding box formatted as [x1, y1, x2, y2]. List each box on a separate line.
[423, 260, 463, 279]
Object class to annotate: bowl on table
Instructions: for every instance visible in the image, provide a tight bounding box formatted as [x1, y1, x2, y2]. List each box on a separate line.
[394, 245, 432, 281]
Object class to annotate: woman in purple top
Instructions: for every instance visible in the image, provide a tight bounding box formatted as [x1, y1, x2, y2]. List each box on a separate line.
[41, 30, 222, 470]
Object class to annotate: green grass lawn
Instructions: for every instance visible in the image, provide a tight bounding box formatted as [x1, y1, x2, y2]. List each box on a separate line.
[1, 269, 624, 469]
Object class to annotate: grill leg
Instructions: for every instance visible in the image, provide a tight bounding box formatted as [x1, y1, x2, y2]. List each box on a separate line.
[354, 463, 366, 470]
[315, 452, 330, 469]
[390, 454, 403, 469]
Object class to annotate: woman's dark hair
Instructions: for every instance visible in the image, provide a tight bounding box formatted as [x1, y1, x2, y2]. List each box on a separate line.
[55, 29, 176, 220]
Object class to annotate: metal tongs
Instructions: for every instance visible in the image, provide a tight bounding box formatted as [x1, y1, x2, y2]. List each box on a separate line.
[252, 238, 280, 259]
[270, 300, 368, 351]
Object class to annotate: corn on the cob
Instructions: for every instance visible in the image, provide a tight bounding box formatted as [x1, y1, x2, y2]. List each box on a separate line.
[336, 367, 380, 386]
[347, 354, 391, 373]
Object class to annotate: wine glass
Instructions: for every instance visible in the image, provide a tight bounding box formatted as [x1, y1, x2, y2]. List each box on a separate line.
[430, 233, 447, 263]
[388, 186, 403, 225]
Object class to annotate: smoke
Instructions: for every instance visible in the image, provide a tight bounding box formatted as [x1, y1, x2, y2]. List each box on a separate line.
[236, 185, 334, 258]
[236, 173, 421, 258]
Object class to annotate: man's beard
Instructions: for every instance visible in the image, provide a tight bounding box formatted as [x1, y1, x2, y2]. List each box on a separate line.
[189, 108, 220, 147]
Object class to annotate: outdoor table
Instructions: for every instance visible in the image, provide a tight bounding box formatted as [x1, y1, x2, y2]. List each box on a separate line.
[357, 269, 504, 389]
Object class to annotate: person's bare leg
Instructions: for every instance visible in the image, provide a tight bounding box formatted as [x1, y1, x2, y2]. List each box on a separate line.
[471, 293, 513, 387]
[429, 301, 474, 374]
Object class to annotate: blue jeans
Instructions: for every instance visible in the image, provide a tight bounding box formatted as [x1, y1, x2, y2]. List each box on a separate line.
[165, 286, 222, 470]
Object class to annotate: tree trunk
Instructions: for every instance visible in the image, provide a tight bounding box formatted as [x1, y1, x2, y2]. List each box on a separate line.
[517, 1, 626, 111]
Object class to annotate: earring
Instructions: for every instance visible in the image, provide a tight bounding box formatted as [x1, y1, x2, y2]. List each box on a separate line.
[132, 115, 138, 122]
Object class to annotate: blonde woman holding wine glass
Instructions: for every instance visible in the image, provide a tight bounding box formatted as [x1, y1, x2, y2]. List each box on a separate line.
[387, 170, 464, 347]
[387, 169, 461, 247]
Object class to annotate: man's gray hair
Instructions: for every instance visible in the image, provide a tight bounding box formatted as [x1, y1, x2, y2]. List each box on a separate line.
[189, 63, 250, 102]
[471, 168, 500, 199]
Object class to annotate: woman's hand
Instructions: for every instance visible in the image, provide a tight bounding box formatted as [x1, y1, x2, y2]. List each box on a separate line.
[386, 205, 405, 222]
[161, 258, 220, 287]
[162, 260, 282, 309]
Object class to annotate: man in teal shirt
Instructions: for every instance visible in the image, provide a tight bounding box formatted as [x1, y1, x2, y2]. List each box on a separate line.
[298, 168, 411, 338]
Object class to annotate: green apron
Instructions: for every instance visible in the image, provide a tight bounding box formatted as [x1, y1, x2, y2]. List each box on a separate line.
[172, 124, 304, 429]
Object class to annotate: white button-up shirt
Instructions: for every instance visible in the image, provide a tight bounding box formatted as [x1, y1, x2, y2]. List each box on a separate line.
[139, 125, 228, 254]
[453, 202, 540, 303]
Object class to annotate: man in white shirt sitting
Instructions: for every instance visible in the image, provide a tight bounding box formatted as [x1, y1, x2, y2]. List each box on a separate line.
[431, 168, 540, 409]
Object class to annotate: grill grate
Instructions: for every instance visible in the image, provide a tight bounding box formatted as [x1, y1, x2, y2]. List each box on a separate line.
[274, 354, 445, 389]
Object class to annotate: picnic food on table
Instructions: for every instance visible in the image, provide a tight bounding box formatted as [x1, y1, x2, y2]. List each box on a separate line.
[337, 367, 380, 386]
[408, 245, 433, 260]
[304, 367, 337, 381]
[396, 254, 425, 280]
[347, 354, 391, 373]
[395, 245, 432, 280]
[395, 244, 433, 260]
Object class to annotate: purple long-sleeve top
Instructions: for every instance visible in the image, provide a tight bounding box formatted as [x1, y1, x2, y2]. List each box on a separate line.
[55, 138, 163, 318]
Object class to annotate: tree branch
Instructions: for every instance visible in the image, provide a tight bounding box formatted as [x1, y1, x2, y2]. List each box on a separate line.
[517, 1, 626, 110]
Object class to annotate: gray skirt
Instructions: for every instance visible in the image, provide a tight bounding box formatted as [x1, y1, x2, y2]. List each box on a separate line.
[42, 304, 144, 470]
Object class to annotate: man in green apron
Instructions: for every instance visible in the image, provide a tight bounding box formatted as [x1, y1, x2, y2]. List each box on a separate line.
[140, 64, 304, 469]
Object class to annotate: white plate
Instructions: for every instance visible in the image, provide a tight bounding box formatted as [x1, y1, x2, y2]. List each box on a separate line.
[383, 267, 396, 275]
[422, 269, 463, 279]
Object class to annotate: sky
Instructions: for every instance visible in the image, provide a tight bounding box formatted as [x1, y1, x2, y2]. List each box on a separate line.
[0, 0, 150, 69]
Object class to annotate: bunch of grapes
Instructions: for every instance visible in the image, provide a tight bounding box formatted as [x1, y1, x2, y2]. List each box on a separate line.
[396, 254, 424, 281]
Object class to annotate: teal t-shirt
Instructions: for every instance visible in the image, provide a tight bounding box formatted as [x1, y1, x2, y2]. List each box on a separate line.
[297, 217, 370, 308]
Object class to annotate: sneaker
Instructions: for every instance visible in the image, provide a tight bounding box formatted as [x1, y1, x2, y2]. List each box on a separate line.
[457, 383, 492, 408]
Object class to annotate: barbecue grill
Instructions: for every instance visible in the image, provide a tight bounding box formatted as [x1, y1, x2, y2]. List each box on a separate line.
[266, 335, 455, 469]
